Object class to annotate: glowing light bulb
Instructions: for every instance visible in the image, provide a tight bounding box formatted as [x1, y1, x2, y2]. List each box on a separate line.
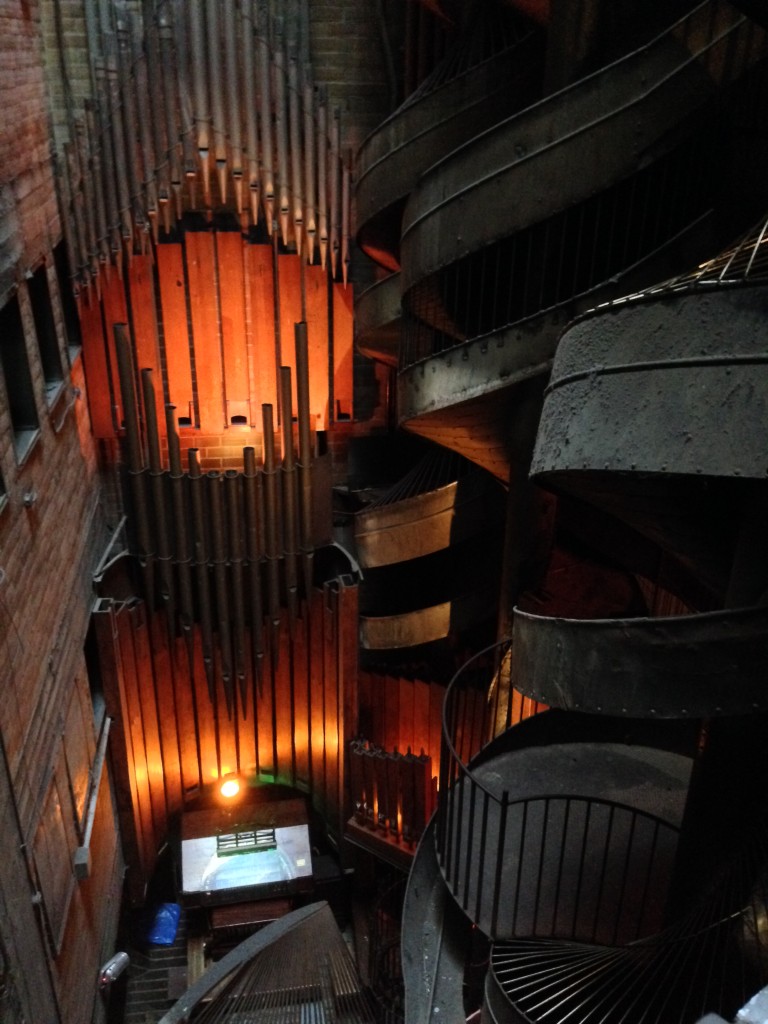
[219, 774, 241, 799]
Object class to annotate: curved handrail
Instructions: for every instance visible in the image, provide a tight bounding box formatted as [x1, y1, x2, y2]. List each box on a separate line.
[436, 641, 682, 943]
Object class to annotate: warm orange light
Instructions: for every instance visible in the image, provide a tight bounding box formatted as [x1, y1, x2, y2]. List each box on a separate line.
[219, 774, 241, 799]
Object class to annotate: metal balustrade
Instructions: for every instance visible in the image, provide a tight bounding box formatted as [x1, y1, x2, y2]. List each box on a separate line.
[436, 642, 681, 944]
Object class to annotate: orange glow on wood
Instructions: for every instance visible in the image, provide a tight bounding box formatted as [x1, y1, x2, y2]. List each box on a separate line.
[101, 272, 128, 431]
[246, 241, 278, 420]
[216, 231, 250, 425]
[186, 230, 224, 433]
[332, 282, 354, 423]
[129, 254, 165, 432]
[79, 295, 114, 438]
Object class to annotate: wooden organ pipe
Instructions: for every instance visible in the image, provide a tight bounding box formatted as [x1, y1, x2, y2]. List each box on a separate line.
[288, 53, 304, 254]
[225, 470, 249, 715]
[303, 74, 317, 264]
[280, 367, 299, 630]
[141, 369, 177, 634]
[242, 0, 261, 225]
[262, 404, 282, 657]
[189, 0, 211, 206]
[114, 325, 155, 608]
[188, 450, 216, 704]
[243, 446, 265, 691]
[274, 25, 291, 246]
[224, 0, 244, 214]
[165, 404, 195, 669]
[294, 322, 314, 598]
[208, 470, 235, 716]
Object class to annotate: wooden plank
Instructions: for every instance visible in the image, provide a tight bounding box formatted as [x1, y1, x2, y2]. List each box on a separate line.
[413, 679, 431, 761]
[100, 274, 129, 431]
[332, 280, 354, 423]
[292, 614, 311, 789]
[114, 607, 156, 873]
[186, 230, 224, 433]
[246, 241, 278, 417]
[156, 242, 195, 424]
[399, 677, 414, 754]
[305, 262, 330, 431]
[429, 682, 444, 781]
[216, 231, 250, 425]
[78, 295, 114, 437]
[147, 623, 183, 815]
[256, 633, 276, 779]
[129, 253, 165, 431]
[357, 671, 372, 739]
[309, 590, 325, 798]
[384, 677, 399, 753]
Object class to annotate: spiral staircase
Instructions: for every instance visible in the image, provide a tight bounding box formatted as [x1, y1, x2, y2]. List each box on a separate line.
[354, 2, 768, 1022]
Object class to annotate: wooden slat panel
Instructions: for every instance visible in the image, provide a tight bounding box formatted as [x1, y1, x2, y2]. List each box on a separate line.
[257, 640, 276, 778]
[332, 281, 354, 423]
[114, 608, 156, 873]
[186, 230, 224, 433]
[236, 657, 258, 779]
[358, 671, 372, 738]
[171, 634, 200, 797]
[246, 241, 278, 416]
[429, 682, 444, 780]
[399, 677, 414, 754]
[129, 253, 165, 430]
[414, 679, 432, 761]
[147, 624, 183, 815]
[309, 591, 325, 798]
[79, 295, 114, 437]
[131, 605, 168, 833]
[215, 659, 239, 780]
[305, 262, 330, 430]
[156, 242, 195, 424]
[384, 677, 399, 752]
[216, 231, 250, 424]
[292, 616, 311, 789]
[322, 586, 340, 826]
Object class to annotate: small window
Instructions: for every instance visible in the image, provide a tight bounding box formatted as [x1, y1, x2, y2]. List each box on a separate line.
[0, 295, 40, 462]
[29, 263, 64, 402]
[53, 242, 82, 359]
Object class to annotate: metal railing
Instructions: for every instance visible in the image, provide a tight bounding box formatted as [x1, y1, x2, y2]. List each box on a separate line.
[436, 641, 680, 944]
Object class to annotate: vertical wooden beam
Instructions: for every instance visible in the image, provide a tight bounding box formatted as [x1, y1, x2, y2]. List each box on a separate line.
[217, 231, 250, 424]
[246, 241, 278, 416]
[129, 254, 165, 429]
[156, 242, 195, 424]
[332, 279, 354, 423]
[79, 295, 114, 438]
[186, 231, 225, 433]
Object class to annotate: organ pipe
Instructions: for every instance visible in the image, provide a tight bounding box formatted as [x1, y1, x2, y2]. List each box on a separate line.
[206, 0, 227, 204]
[242, 0, 261, 225]
[165, 404, 195, 670]
[329, 107, 341, 278]
[257, 6, 276, 228]
[280, 367, 300, 630]
[243, 446, 265, 691]
[225, 470, 249, 714]
[262, 404, 282, 657]
[157, 9, 183, 220]
[274, 26, 291, 245]
[316, 91, 328, 269]
[141, 369, 177, 634]
[288, 53, 304, 253]
[223, 0, 243, 214]
[303, 74, 317, 264]
[188, 449, 217, 704]
[294, 322, 314, 599]
[209, 470, 235, 716]
[189, 0, 211, 205]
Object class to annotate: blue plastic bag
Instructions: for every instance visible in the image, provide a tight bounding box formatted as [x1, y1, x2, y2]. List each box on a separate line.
[145, 902, 181, 945]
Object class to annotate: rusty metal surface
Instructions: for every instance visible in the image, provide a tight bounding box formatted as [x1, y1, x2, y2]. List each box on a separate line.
[399, 5, 765, 292]
[513, 605, 768, 717]
[355, 271, 402, 367]
[356, 33, 542, 252]
[531, 285, 768, 482]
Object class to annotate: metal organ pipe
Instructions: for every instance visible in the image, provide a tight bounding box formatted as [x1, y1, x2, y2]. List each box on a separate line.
[171, 0, 198, 194]
[280, 367, 299, 630]
[189, 0, 211, 205]
[157, 10, 183, 221]
[288, 53, 304, 253]
[329, 107, 341, 279]
[243, 446, 265, 691]
[114, 325, 155, 608]
[225, 469, 248, 714]
[224, 0, 243, 214]
[141, 369, 177, 634]
[262, 404, 282, 655]
[206, 0, 227, 204]
[242, 0, 261, 225]
[303, 74, 317, 265]
[316, 89, 328, 269]
[294, 322, 314, 598]
[274, 27, 291, 246]
[208, 470, 235, 716]
[257, 6, 275, 229]
[165, 404, 195, 670]
[188, 449, 216, 704]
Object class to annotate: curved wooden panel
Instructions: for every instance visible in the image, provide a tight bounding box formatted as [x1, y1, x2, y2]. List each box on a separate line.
[356, 472, 501, 569]
[513, 605, 768, 718]
[360, 583, 497, 650]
